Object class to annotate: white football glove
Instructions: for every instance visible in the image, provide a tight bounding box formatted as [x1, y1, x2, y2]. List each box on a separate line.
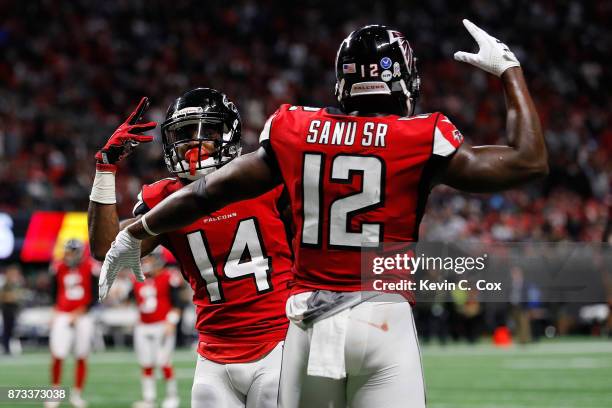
[98, 229, 144, 301]
[454, 19, 520, 77]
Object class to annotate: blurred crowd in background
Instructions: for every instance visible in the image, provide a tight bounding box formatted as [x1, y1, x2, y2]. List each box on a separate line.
[1, 0, 610, 234]
[0, 0, 610, 347]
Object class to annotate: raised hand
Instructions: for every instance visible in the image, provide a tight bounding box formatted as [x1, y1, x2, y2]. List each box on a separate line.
[95, 97, 157, 171]
[453, 19, 520, 77]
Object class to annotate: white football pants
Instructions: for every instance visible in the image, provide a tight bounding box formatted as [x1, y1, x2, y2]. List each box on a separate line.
[279, 299, 426, 408]
[49, 312, 94, 359]
[134, 322, 176, 368]
[191, 341, 283, 408]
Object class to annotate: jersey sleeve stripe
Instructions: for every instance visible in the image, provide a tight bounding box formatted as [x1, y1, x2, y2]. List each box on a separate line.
[259, 112, 277, 143]
[432, 126, 458, 157]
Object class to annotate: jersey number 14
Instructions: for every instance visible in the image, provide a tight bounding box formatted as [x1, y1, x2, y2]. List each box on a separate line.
[186, 217, 271, 303]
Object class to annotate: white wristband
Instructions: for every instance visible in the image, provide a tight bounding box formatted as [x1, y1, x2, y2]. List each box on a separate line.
[90, 170, 116, 204]
[141, 215, 159, 237]
[166, 310, 180, 325]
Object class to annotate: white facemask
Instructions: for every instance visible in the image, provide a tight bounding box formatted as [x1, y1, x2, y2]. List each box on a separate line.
[169, 145, 242, 181]
[173, 156, 218, 180]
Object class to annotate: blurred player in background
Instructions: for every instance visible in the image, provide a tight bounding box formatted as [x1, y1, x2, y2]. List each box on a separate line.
[131, 248, 182, 408]
[89, 90, 294, 407]
[101, 19, 548, 408]
[46, 239, 98, 408]
[0, 264, 26, 355]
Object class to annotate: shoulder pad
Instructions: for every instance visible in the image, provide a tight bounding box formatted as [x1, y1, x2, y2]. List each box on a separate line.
[140, 178, 182, 209]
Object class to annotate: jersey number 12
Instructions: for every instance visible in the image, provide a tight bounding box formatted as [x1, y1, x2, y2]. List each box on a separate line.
[301, 153, 384, 249]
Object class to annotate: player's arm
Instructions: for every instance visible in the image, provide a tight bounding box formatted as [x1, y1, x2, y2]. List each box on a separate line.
[98, 147, 280, 300]
[89, 203, 164, 261]
[128, 147, 280, 239]
[164, 306, 181, 336]
[436, 20, 548, 192]
[88, 209, 161, 259]
[87, 97, 161, 260]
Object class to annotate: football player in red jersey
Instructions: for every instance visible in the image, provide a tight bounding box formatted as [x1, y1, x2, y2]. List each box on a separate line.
[131, 249, 182, 408]
[88, 89, 294, 407]
[46, 239, 98, 408]
[101, 20, 548, 408]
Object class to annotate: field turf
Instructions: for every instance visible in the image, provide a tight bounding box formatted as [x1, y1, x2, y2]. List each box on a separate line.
[0, 339, 610, 407]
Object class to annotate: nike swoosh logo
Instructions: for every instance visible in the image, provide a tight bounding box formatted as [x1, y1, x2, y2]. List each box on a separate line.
[354, 318, 389, 332]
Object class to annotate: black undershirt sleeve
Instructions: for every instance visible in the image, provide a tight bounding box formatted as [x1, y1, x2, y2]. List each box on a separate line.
[169, 285, 182, 309]
[133, 201, 150, 217]
[88, 274, 98, 309]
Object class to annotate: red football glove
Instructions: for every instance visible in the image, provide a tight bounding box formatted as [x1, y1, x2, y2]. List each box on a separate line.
[95, 97, 157, 171]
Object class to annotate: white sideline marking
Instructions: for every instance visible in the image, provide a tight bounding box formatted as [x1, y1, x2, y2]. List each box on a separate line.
[421, 341, 612, 356]
[0, 350, 198, 366]
[504, 357, 612, 370]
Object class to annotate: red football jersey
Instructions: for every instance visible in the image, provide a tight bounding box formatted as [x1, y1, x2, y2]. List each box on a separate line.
[133, 269, 181, 324]
[134, 178, 293, 363]
[260, 104, 463, 294]
[52, 259, 96, 312]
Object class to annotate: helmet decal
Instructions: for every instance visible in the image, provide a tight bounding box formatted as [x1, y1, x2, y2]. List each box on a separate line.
[388, 30, 413, 72]
[380, 57, 392, 69]
[171, 106, 204, 119]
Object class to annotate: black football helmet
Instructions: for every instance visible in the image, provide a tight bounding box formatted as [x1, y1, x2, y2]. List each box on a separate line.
[335, 25, 420, 116]
[161, 88, 242, 180]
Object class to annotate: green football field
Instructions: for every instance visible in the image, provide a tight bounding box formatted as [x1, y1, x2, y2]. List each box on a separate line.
[0, 339, 611, 408]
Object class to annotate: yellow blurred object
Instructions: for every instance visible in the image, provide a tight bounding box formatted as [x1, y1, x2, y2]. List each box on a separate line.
[52, 212, 89, 261]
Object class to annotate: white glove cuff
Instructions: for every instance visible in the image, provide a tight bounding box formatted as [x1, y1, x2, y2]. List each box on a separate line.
[116, 228, 141, 248]
[90, 170, 116, 204]
[491, 58, 520, 78]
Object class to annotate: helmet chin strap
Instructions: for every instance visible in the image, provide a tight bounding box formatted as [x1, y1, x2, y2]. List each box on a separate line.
[398, 79, 415, 116]
[406, 98, 414, 116]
